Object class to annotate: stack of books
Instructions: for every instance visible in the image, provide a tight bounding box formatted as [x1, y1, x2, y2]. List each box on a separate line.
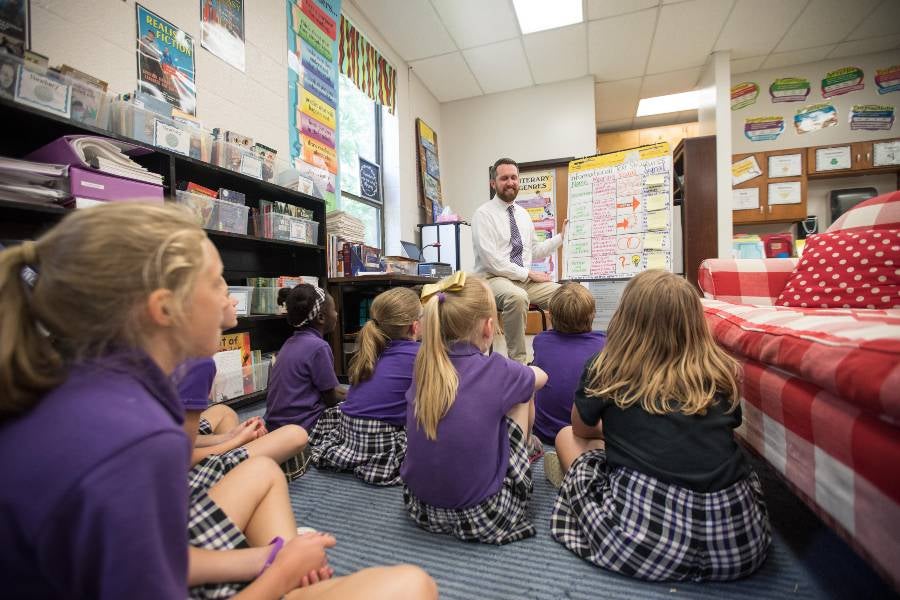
[0, 157, 69, 205]
[326, 210, 365, 243]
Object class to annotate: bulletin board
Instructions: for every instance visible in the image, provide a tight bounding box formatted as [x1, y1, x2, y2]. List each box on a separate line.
[565, 142, 674, 280]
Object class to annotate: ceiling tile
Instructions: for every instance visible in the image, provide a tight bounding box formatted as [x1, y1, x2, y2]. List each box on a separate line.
[761, 45, 836, 70]
[595, 77, 643, 121]
[847, 0, 900, 40]
[633, 112, 691, 129]
[647, 0, 734, 74]
[588, 9, 658, 81]
[523, 24, 588, 84]
[431, 0, 519, 49]
[640, 67, 703, 97]
[464, 39, 533, 94]
[409, 53, 482, 102]
[730, 55, 766, 75]
[587, 0, 659, 20]
[776, 0, 880, 53]
[353, 0, 456, 61]
[714, 0, 807, 59]
[828, 33, 900, 59]
[596, 118, 635, 132]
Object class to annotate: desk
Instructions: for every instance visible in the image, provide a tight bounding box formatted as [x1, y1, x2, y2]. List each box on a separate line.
[328, 274, 435, 375]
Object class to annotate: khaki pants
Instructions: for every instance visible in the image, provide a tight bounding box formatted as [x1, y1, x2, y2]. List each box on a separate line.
[486, 276, 559, 364]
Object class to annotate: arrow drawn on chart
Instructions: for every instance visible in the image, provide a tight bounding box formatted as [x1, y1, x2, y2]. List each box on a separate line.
[616, 217, 629, 230]
[615, 197, 641, 211]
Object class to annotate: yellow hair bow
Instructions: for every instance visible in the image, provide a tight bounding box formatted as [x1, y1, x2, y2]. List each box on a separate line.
[420, 271, 466, 303]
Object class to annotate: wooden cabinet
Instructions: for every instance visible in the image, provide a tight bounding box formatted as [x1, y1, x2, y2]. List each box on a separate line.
[807, 138, 900, 177]
[597, 122, 699, 154]
[733, 148, 808, 225]
[0, 98, 327, 408]
[673, 135, 719, 290]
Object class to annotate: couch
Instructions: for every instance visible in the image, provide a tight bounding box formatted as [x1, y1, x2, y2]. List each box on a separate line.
[697, 191, 900, 588]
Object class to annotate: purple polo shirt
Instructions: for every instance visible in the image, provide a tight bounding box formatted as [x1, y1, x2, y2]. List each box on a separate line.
[265, 327, 339, 431]
[173, 357, 216, 411]
[341, 339, 418, 426]
[532, 330, 607, 444]
[400, 343, 535, 509]
[0, 350, 190, 599]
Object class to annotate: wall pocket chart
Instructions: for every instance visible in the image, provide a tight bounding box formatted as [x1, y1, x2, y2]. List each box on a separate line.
[565, 142, 673, 280]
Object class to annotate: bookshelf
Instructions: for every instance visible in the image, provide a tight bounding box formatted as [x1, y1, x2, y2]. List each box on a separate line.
[0, 97, 327, 410]
[673, 135, 719, 290]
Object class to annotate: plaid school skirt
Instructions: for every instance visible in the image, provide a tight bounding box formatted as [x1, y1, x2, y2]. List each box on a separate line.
[188, 490, 248, 599]
[188, 447, 250, 497]
[550, 449, 771, 582]
[309, 407, 407, 486]
[198, 417, 214, 435]
[403, 417, 536, 545]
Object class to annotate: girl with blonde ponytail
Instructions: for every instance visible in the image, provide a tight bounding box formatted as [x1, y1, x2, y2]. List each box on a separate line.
[400, 273, 548, 544]
[309, 287, 422, 485]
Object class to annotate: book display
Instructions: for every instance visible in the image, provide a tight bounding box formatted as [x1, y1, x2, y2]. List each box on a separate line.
[0, 96, 327, 409]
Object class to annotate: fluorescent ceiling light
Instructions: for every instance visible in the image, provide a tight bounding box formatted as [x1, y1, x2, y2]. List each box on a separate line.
[512, 0, 582, 34]
[636, 89, 714, 117]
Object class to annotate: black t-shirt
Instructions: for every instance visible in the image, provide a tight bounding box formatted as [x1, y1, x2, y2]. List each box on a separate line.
[573, 369, 749, 493]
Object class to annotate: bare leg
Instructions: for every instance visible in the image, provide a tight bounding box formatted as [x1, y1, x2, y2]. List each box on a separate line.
[202, 404, 239, 433]
[206, 456, 297, 546]
[506, 396, 534, 436]
[243, 424, 308, 464]
[284, 565, 438, 600]
[555, 426, 605, 472]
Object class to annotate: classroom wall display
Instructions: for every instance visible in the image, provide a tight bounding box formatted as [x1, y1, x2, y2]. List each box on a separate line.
[136, 5, 197, 116]
[821, 66, 864, 99]
[769, 77, 810, 103]
[416, 118, 443, 222]
[565, 142, 673, 281]
[849, 104, 894, 131]
[794, 102, 837, 134]
[286, 0, 340, 210]
[200, 0, 245, 72]
[745, 116, 784, 142]
[0, 0, 28, 57]
[516, 170, 558, 281]
[875, 65, 900, 95]
[731, 81, 759, 110]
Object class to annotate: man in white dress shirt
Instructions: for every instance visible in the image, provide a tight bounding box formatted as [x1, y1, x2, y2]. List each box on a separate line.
[472, 158, 566, 363]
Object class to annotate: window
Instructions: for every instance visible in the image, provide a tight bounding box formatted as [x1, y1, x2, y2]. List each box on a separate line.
[339, 73, 382, 249]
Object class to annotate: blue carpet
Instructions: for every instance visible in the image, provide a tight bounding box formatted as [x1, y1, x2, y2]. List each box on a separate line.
[287, 458, 820, 600]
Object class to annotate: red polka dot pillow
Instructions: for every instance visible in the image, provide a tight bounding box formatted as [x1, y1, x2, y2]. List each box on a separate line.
[776, 229, 899, 309]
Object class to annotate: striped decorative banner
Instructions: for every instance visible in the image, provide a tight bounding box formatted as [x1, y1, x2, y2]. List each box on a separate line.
[339, 15, 396, 114]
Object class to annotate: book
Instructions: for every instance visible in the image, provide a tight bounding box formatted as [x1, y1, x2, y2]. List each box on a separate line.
[219, 332, 251, 366]
[253, 143, 277, 182]
[219, 188, 245, 205]
[55, 65, 109, 91]
[212, 128, 254, 173]
[185, 182, 218, 198]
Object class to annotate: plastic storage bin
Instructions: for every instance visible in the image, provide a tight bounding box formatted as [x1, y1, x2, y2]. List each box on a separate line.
[251, 287, 286, 315]
[258, 212, 319, 244]
[227, 285, 254, 316]
[175, 190, 249, 234]
[210, 359, 271, 403]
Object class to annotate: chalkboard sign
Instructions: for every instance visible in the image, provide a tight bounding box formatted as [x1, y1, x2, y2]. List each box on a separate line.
[359, 156, 380, 202]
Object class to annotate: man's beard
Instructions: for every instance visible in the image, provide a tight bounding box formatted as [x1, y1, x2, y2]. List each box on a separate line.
[496, 186, 518, 202]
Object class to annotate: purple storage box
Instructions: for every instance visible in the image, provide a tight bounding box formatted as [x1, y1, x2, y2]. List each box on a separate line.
[68, 166, 163, 203]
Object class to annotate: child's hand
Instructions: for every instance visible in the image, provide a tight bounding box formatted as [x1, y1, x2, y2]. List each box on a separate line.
[272, 533, 337, 589]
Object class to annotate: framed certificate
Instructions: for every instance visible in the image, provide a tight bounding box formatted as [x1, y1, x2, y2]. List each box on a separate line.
[873, 140, 900, 167]
[732, 188, 760, 211]
[815, 146, 851, 171]
[768, 181, 802, 205]
[768, 153, 802, 177]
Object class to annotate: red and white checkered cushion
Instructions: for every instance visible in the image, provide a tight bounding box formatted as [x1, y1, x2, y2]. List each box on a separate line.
[698, 258, 798, 305]
[828, 190, 900, 233]
[775, 229, 900, 309]
[702, 298, 900, 420]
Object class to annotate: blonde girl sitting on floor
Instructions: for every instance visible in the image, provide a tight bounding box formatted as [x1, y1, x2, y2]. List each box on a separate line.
[309, 287, 421, 485]
[400, 273, 547, 544]
[548, 269, 771, 582]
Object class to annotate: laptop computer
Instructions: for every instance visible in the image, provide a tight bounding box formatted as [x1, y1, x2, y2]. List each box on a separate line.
[400, 240, 422, 261]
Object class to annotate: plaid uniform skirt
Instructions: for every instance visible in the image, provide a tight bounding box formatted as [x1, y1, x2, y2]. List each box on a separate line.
[188, 490, 248, 599]
[188, 447, 250, 498]
[403, 417, 536, 545]
[550, 449, 771, 582]
[309, 408, 407, 486]
[198, 417, 213, 435]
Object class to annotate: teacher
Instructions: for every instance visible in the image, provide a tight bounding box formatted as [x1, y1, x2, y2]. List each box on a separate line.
[472, 158, 566, 363]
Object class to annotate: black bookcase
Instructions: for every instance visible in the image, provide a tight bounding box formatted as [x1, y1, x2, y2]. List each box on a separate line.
[0, 98, 327, 409]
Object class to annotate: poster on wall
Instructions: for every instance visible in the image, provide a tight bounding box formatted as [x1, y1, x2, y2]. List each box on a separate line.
[794, 103, 837, 134]
[0, 0, 28, 56]
[566, 142, 673, 281]
[732, 155, 762, 185]
[200, 0, 245, 72]
[286, 0, 340, 210]
[731, 82, 759, 110]
[136, 4, 196, 115]
[744, 116, 784, 142]
[769, 77, 810, 103]
[821, 66, 864, 99]
[516, 170, 558, 281]
[416, 118, 443, 222]
[849, 104, 895, 131]
[875, 65, 900, 95]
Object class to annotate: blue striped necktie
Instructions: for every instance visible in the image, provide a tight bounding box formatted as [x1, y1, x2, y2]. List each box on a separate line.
[508, 204, 524, 266]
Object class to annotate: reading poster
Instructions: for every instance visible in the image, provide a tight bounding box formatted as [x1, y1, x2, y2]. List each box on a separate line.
[136, 4, 197, 115]
[516, 169, 558, 281]
[201, 0, 246, 72]
[566, 142, 673, 280]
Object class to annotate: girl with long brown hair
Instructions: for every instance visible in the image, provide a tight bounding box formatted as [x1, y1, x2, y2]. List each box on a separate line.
[400, 273, 548, 544]
[549, 270, 770, 581]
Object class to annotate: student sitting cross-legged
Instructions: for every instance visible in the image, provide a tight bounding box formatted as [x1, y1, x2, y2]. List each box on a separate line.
[401, 273, 548, 544]
[532, 282, 607, 455]
[309, 287, 421, 485]
[549, 270, 771, 582]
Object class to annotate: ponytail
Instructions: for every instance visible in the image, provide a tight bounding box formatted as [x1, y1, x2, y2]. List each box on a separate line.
[349, 320, 389, 385]
[349, 287, 421, 386]
[414, 295, 458, 440]
[0, 242, 64, 418]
